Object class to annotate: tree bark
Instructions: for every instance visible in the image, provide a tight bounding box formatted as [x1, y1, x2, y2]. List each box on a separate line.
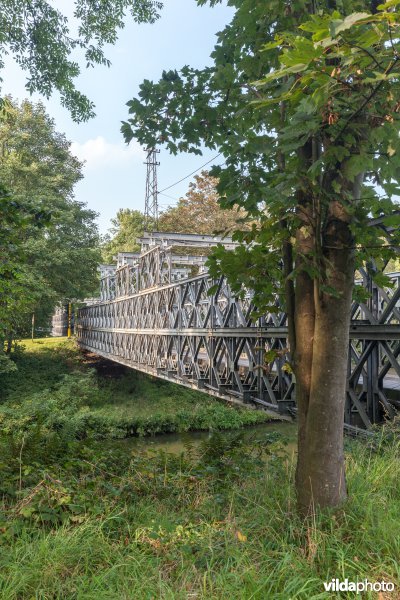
[293, 236, 316, 512]
[294, 199, 355, 513]
[291, 142, 317, 510]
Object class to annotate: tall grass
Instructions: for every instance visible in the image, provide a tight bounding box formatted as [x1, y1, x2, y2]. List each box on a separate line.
[1, 338, 399, 598]
[0, 432, 399, 598]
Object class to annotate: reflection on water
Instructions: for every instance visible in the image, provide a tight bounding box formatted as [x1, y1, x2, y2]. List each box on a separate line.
[111, 421, 298, 456]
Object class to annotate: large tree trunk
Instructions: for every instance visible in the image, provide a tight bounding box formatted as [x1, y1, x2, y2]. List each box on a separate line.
[293, 199, 355, 514]
[293, 247, 316, 512]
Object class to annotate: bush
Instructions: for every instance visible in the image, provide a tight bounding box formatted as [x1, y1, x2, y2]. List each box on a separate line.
[0, 370, 100, 461]
[0, 352, 18, 375]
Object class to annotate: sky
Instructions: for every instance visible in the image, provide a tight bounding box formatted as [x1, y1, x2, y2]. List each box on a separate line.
[2, 0, 233, 235]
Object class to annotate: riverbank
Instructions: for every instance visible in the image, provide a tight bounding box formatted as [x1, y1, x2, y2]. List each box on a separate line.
[0, 424, 399, 598]
[1, 337, 274, 440]
[1, 338, 399, 598]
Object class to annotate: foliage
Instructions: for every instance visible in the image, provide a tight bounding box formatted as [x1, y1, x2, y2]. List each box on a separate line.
[0, 414, 399, 597]
[0, 99, 101, 340]
[0, 0, 162, 121]
[0, 352, 17, 375]
[0, 369, 101, 458]
[102, 208, 145, 263]
[0, 180, 50, 341]
[0, 338, 272, 452]
[122, 1, 400, 310]
[159, 170, 246, 235]
[251, 7, 400, 277]
[0, 97, 82, 200]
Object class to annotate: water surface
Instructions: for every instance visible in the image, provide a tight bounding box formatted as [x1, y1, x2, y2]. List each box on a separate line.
[115, 420, 297, 455]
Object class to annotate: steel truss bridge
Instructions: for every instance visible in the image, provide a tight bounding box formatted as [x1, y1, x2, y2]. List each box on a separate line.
[76, 231, 400, 429]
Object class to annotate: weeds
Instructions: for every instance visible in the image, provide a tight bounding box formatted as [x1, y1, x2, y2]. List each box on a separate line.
[0, 432, 399, 598]
[0, 338, 273, 450]
[0, 339, 399, 598]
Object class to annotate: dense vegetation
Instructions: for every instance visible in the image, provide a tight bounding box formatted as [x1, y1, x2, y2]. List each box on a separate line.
[0, 338, 273, 444]
[0, 339, 399, 598]
[0, 99, 100, 358]
[0, 1, 162, 122]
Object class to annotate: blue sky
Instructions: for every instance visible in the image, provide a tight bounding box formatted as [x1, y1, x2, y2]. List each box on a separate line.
[2, 0, 233, 235]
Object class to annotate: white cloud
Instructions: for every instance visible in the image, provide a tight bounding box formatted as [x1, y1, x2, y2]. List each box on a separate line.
[70, 136, 143, 170]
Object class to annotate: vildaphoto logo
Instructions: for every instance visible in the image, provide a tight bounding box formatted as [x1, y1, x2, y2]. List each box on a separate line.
[323, 579, 395, 593]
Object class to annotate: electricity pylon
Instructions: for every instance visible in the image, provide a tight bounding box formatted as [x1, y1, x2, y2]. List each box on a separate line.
[144, 147, 160, 231]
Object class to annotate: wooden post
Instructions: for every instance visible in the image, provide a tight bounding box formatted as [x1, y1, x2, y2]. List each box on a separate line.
[31, 312, 35, 342]
[67, 302, 72, 338]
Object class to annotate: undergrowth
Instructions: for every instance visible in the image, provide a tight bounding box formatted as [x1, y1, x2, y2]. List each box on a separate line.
[1, 338, 399, 598]
[0, 338, 272, 446]
[0, 428, 399, 598]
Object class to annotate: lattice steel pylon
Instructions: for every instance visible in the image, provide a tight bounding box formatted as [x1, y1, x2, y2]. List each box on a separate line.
[144, 147, 160, 230]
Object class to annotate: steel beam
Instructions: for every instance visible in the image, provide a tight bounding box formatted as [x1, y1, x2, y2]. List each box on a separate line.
[77, 240, 400, 429]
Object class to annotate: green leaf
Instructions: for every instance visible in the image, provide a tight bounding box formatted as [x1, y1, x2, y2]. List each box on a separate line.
[265, 350, 278, 363]
[207, 284, 219, 296]
[280, 38, 323, 67]
[257, 63, 308, 85]
[377, 0, 400, 8]
[20, 507, 35, 518]
[363, 72, 396, 83]
[330, 13, 371, 37]
[372, 272, 395, 288]
[379, 214, 400, 227]
[262, 40, 281, 51]
[342, 154, 372, 182]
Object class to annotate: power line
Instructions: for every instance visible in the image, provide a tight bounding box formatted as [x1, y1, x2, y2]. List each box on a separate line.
[159, 191, 181, 202]
[158, 153, 222, 193]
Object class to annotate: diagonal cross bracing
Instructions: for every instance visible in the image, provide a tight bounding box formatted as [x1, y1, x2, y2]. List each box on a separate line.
[77, 276, 400, 429]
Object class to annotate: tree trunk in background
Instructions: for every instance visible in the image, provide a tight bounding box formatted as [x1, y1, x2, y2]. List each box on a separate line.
[6, 334, 13, 354]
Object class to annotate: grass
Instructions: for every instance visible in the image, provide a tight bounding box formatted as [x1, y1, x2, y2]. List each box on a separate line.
[1, 337, 399, 598]
[1, 337, 274, 438]
[0, 432, 399, 599]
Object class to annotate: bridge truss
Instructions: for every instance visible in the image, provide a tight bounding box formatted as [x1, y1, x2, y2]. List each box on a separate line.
[77, 232, 400, 429]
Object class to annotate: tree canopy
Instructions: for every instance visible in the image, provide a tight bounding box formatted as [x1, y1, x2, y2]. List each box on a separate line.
[102, 208, 145, 263]
[0, 98, 100, 344]
[0, 0, 162, 121]
[158, 171, 246, 234]
[122, 0, 400, 512]
[123, 2, 400, 289]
